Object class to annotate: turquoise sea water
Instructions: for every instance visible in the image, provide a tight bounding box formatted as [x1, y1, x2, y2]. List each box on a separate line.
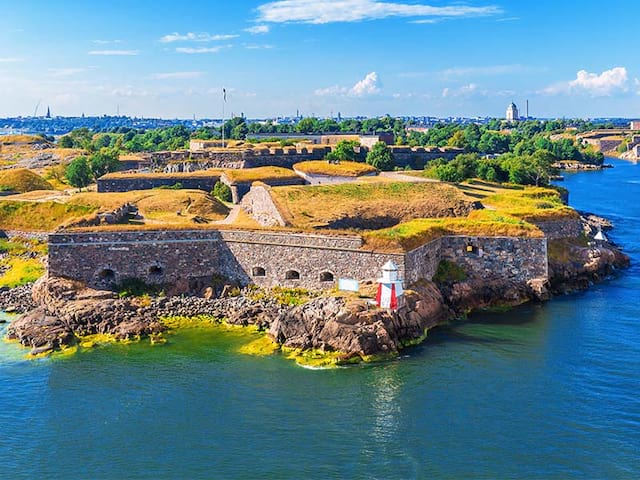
[1, 158, 639, 479]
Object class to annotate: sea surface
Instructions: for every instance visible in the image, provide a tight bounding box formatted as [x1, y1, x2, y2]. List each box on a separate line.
[1, 158, 639, 479]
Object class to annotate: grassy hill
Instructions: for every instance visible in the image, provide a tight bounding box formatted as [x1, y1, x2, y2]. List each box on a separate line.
[293, 161, 377, 177]
[270, 181, 479, 230]
[0, 169, 53, 193]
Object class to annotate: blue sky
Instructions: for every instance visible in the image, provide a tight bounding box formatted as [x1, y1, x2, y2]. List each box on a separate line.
[1, 0, 639, 119]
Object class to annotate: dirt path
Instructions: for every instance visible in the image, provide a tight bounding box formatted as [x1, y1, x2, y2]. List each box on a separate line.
[379, 171, 437, 183]
[216, 205, 241, 224]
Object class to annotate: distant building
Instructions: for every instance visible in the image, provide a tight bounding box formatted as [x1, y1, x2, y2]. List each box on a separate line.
[630, 120, 640, 130]
[506, 102, 519, 122]
[406, 126, 430, 133]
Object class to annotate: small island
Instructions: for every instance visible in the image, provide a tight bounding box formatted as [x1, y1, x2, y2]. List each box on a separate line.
[0, 120, 629, 366]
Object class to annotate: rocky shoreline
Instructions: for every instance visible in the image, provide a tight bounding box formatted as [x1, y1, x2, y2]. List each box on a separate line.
[4, 230, 629, 363]
[1, 213, 630, 364]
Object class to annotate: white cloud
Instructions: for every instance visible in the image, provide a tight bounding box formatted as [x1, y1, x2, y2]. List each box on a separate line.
[440, 83, 513, 98]
[439, 64, 539, 78]
[257, 0, 501, 24]
[0, 57, 23, 63]
[542, 67, 628, 96]
[88, 50, 139, 56]
[244, 44, 274, 50]
[442, 83, 477, 98]
[47, 68, 89, 77]
[110, 86, 153, 97]
[315, 71, 381, 97]
[315, 85, 348, 96]
[92, 39, 122, 44]
[410, 18, 440, 24]
[159, 32, 238, 43]
[150, 71, 204, 80]
[245, 25, 270, 34]
[351, 71, 380, 96]
[175, 46, 228, 54]
[569, 67, 628, 95]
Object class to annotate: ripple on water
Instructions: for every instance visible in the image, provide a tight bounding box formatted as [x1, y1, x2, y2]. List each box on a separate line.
[1, 158, 640, 478]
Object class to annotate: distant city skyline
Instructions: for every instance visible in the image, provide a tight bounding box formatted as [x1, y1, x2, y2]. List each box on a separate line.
[1, 0, 639, 119]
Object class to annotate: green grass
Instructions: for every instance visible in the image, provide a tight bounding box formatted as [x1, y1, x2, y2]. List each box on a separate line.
[433, 260, 467, 284]
[222, 166, 300, 184]
[0, 169, 53, 193]
[271, 181, 473, 230]
[246, 285, 315, 306]
[293, 160, 377, 177]
[0, 257, 44, 287]
[0, 239, 28, 255]
[101, 169, 222, 180]
[363, 216, 543, 252]
[0, 201, 97, 231]
[482, 188, 578, 222]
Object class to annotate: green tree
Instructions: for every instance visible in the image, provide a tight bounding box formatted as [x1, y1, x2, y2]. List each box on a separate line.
[212, 181, 232, 202]
[435, 163, 463, 182]
[65, 156, 92, 189]
[365, 142, 395, 171]
[530, 149, 555, 186]
[89, 148, 120, 180]
[231, 122, 249, 140]
[93, 134, 114, 150]
[58, 135, 74, 148]
[296, 117, 319, 134]
[447, 130, 466, 148]
[327, 140, 360, 162]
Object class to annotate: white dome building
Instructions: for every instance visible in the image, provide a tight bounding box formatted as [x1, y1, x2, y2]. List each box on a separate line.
[506, 102, 519, 122]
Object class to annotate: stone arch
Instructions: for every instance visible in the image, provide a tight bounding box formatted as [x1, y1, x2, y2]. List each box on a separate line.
[285, 270, 300, 280]
[148, 265, 163, 276]
[98, 268, 116, 282]
[319, 271, 334, 282]
[252, 266, 266, 277]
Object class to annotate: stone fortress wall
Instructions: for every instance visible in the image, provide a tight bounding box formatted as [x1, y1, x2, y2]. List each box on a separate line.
[97, 174, 221, 193]
[48, 228, 549, 291]
[142, 144, 463, 173]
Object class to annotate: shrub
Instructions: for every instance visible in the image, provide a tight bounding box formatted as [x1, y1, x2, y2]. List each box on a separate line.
[212, 181, 232, 202]
[117, 278, 163, 298]
[366, 142, 395, 171]
[432, 260, 467, 284]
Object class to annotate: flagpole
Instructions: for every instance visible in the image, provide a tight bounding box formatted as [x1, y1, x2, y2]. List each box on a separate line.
[222, 88, 226, 148]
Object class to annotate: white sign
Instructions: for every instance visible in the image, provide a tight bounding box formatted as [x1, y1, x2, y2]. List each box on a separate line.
[338, 278, 360, 292]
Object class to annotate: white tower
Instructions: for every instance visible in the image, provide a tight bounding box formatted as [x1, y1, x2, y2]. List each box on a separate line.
[375, 260, 404, 310]
[506, 102, 519, 122]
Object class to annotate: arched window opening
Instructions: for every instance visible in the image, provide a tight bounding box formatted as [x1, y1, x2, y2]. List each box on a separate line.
[320, 272, 334, 282]
[98, 268, 116, 281]
[149, 265, 163, 276]
[285, 270, 300, 280]
[252, 267, 266, 277]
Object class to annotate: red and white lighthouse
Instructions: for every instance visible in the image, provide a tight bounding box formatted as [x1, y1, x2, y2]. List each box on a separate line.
[375, 260, 404, 310]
